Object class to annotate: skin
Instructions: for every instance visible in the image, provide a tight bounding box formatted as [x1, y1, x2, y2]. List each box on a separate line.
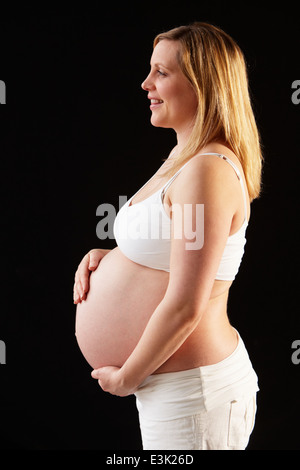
[74, 40, 250, 397]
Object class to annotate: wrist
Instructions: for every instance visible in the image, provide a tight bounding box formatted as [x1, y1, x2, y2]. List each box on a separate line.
[119, 363, 143, 395]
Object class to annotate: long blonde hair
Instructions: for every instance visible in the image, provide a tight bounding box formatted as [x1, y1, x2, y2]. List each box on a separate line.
[153, 22, 263, 201]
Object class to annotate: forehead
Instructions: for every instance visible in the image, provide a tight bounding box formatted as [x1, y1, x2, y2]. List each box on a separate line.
[150, 40, 180, 68]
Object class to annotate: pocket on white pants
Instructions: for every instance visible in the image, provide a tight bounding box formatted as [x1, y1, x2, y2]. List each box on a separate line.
[227, 395, 257, 449]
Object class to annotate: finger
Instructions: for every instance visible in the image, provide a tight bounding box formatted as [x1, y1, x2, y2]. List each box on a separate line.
[79, 276, 89, 298]
[75, 254, 90, 279]
[78, 280, 87, 300]
[73, 281, 79, 302]
[74, 280, 85, 302]
[88, 252, 100, 271]
[74, 296, 81, 304]
[91, 369, 101, 379]
[74, 251, 95, 302]
[80, 266, 93, 292]
[73, 290, 81, 304]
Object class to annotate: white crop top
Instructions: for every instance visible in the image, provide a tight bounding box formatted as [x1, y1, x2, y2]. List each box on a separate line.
[113, 153, 248, 280]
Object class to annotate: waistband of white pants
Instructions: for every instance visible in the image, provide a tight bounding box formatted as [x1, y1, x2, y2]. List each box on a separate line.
[135, 330, 259, 421]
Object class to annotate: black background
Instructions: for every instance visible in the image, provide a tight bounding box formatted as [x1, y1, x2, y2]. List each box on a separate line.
[0, 2, 299, 451]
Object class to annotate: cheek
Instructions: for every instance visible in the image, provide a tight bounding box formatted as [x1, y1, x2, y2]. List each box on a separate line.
[157, 83, 173, 104]
[182, 85, 198, 113]
[171, 90, 197, 118]
[164, 82, 197, 112]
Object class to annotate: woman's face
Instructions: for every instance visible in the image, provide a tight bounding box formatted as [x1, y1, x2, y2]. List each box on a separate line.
[141, 40, 198, 136]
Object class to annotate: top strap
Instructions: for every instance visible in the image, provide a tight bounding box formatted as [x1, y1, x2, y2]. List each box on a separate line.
[161, 153, 248, 223]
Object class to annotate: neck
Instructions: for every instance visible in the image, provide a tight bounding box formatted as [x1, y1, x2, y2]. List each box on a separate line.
[175, 123, 194, 154]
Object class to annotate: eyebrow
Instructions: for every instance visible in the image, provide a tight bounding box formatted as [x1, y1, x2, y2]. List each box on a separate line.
[151, 62, 172, 71]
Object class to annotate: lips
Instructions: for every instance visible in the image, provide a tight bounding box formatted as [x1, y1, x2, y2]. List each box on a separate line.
[149, 97, 164, 110]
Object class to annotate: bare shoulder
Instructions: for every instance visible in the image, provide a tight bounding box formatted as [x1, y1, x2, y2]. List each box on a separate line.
[169, 153, 240, 204]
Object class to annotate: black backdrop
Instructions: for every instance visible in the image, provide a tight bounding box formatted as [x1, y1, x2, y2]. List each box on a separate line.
[0, 3, 299, 451]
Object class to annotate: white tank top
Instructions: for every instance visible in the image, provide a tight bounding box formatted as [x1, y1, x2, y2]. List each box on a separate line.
[113, 153, 248, 281]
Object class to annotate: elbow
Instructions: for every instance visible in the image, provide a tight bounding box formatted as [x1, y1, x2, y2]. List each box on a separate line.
[171, 299, 205, 331]
[183, 304, 205, 328]
[162, 289, 207, 329]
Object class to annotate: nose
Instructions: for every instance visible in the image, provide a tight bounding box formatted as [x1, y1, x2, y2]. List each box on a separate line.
[141, 73, 154, 91]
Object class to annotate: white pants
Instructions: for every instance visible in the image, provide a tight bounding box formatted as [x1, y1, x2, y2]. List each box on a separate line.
[138, 394, 257, 450]
[135, 331, 259, 450]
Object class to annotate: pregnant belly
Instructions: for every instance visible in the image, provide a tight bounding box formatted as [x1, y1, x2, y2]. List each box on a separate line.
[75, 248, 169, 369]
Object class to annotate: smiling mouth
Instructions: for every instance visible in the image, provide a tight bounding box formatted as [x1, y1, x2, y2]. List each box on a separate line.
[150, 99, 164, 109]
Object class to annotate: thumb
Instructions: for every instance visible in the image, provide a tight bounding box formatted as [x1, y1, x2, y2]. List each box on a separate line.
[88, 259, 98, 271]
[88, 251, 101, 271]
[91, 368, 102, 379]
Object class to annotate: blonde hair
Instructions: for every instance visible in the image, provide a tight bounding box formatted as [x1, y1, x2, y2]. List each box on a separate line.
[153, 22, 263, 201]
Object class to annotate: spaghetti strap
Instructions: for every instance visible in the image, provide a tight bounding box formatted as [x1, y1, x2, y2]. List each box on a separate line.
[197, 153, 248, 223]
[162, 152, 248, 223]
[161, 166, 189, 196]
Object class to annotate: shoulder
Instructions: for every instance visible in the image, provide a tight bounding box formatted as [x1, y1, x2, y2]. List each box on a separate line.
[169, 153, 240, 206]
[182, 152, 240, 182]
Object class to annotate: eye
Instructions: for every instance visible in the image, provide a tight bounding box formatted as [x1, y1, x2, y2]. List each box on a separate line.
[157, 69, 167, 77]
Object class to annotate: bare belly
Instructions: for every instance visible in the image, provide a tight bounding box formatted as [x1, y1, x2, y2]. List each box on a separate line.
[75, 247, 237, 371]
[75, 247, 169, 369]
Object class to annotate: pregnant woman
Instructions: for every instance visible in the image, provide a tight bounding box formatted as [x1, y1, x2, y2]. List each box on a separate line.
[74, 22, 262, 450]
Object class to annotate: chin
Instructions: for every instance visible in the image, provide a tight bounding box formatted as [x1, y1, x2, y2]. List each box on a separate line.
[150, 115, 171, 129]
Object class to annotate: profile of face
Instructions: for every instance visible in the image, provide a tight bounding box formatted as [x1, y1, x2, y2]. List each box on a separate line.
[141, 40, 198, 136]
